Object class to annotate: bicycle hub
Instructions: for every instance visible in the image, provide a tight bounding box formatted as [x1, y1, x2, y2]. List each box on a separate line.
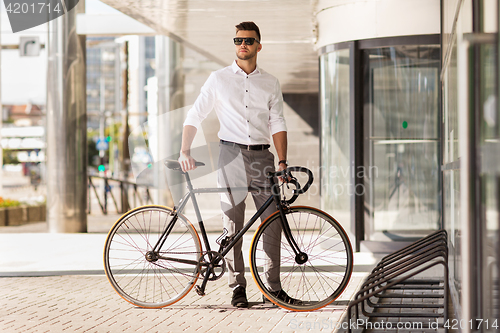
[295, 252, 308, 265]
[145, 251, 158, 262]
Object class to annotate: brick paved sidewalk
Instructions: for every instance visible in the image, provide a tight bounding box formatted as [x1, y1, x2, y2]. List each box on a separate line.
[0, 273, 367, 333]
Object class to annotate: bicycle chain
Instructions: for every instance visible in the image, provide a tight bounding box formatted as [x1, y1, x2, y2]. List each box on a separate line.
[157, 251, 202, 255]
[150, 250, 227, 281]
[143, 250, 201, 278]
[151, 262, 199, 278]
[149, 250, 207, 279]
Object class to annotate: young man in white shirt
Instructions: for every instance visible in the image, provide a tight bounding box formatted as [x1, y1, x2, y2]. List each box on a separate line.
[178, 21, 294, 308]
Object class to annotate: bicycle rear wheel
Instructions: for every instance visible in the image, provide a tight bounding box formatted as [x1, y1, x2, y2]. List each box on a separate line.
[250, 206, 353, 311]
[104, 205, 201, 308]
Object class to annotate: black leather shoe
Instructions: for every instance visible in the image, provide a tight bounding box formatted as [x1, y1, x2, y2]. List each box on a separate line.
[231, 286, 248, 308]
[263, 289, 303, 305]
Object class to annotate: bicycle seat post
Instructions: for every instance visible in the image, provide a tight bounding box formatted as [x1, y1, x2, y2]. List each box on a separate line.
[182, 171, 195, 193]
[181, 169, 213, 254]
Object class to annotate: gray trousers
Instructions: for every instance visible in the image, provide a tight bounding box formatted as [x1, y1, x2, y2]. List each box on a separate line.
[218, 143, 282, 291]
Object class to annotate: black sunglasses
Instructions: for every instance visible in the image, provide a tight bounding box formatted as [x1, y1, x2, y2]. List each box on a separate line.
[233, 37, 260, 46]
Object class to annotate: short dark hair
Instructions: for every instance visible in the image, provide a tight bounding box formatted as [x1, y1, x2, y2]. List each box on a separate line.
[235, 21, 261, 42]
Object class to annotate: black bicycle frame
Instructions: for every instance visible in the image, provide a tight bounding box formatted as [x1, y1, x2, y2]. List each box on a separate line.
[152, 171, 302, 268]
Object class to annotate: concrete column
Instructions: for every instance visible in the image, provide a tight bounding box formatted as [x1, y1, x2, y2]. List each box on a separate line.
[46, 1, 87, 232]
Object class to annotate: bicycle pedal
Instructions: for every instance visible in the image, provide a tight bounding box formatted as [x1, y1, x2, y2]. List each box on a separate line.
[194, 285, 205, 296]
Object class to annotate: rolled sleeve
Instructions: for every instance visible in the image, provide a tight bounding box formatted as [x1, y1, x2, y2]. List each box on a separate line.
[268, 79, 287, 135]
[183, 109, 203, 129]
[183, 72, 217, 129]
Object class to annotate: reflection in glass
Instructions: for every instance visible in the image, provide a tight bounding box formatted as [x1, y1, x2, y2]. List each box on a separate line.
[442, 31, 461, 310]
[320, 49, 351, 233]
[443, 169, 461, 299]
[483, 175, 499, 330]
[480, 43, 499, 331]
[364, 45, 440, 240]
[443, 35, 459, 164]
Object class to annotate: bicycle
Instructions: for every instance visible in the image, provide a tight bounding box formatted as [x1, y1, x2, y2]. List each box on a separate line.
[103, 160, 353, 311]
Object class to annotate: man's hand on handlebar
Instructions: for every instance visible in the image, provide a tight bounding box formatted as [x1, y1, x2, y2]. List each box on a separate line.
[178, 151, 197, 172]
[277, 163, 291, 183]
[273, 166, 314, 197]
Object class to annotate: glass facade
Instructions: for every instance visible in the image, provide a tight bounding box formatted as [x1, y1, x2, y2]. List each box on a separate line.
[363, 45, 441, 240]
[442, 0, 465, 317]
[320, 48, 351, 232]
[479, 42, 499, 331]
[442, 0, 500, 327]
[442, 43, 459, 298]
[320, 38, 441, 248]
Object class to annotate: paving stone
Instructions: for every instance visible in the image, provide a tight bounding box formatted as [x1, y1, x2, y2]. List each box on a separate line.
[0, 273, 367, 332]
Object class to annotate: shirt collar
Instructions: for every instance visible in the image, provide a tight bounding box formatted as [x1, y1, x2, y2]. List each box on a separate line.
[231, 60, 261, 75]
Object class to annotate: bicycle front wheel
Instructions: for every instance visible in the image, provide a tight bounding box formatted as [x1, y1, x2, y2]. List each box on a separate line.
[250, 206, 353, 311]
[104, 205, 202, 308]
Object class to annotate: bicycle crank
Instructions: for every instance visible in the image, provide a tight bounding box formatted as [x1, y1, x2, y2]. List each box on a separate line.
[197, 251, 226, 281]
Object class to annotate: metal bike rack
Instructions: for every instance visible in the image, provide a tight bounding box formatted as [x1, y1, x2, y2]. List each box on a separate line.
[346, 230, 449, 332]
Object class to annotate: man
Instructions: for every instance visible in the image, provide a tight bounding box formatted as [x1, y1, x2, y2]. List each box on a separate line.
[178, 21, 290, 308]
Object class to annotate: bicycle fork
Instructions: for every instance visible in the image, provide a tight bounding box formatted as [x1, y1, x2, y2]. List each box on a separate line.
[272, 183, 309, 265]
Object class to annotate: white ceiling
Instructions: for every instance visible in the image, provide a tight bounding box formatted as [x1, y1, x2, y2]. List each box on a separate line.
[99, 0, 319, 93]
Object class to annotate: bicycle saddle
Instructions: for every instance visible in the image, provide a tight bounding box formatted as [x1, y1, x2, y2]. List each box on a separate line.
[164, 159, 205, 170]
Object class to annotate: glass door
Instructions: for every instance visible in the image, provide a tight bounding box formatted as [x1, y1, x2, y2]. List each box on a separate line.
[363, 45, 441, 241]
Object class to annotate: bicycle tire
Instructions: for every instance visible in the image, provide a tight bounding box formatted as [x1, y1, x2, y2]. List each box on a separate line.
[249, 206, 353, 311]
[104, 205, 202, 308]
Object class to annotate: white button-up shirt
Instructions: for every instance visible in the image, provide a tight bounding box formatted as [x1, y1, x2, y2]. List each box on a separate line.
[183, 60, 287, 145]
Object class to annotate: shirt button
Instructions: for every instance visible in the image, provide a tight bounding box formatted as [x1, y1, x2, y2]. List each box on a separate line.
[246, 106, 247, 108]
[248, 135, 251, 138]
[247, 120, 249, 122]
[246, 90, 248, 92]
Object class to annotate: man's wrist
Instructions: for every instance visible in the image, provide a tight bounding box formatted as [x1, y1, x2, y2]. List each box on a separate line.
[278, 159, 288, 166]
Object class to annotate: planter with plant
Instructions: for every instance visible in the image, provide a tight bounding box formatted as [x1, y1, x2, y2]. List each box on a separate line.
[0, 197, 47, 226]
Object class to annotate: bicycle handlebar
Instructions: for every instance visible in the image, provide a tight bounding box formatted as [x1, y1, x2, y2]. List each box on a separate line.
[283, 178, 301, 205]
[268, 166, 314, 201]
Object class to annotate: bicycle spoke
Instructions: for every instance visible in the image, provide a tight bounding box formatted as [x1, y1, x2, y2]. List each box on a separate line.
[104, 206, 201, 308]
[250, 207, 353, 310]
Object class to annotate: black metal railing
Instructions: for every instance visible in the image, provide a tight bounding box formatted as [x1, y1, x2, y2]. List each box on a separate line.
[346, 230, 449, 332]
[87, 175, 153, 214]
